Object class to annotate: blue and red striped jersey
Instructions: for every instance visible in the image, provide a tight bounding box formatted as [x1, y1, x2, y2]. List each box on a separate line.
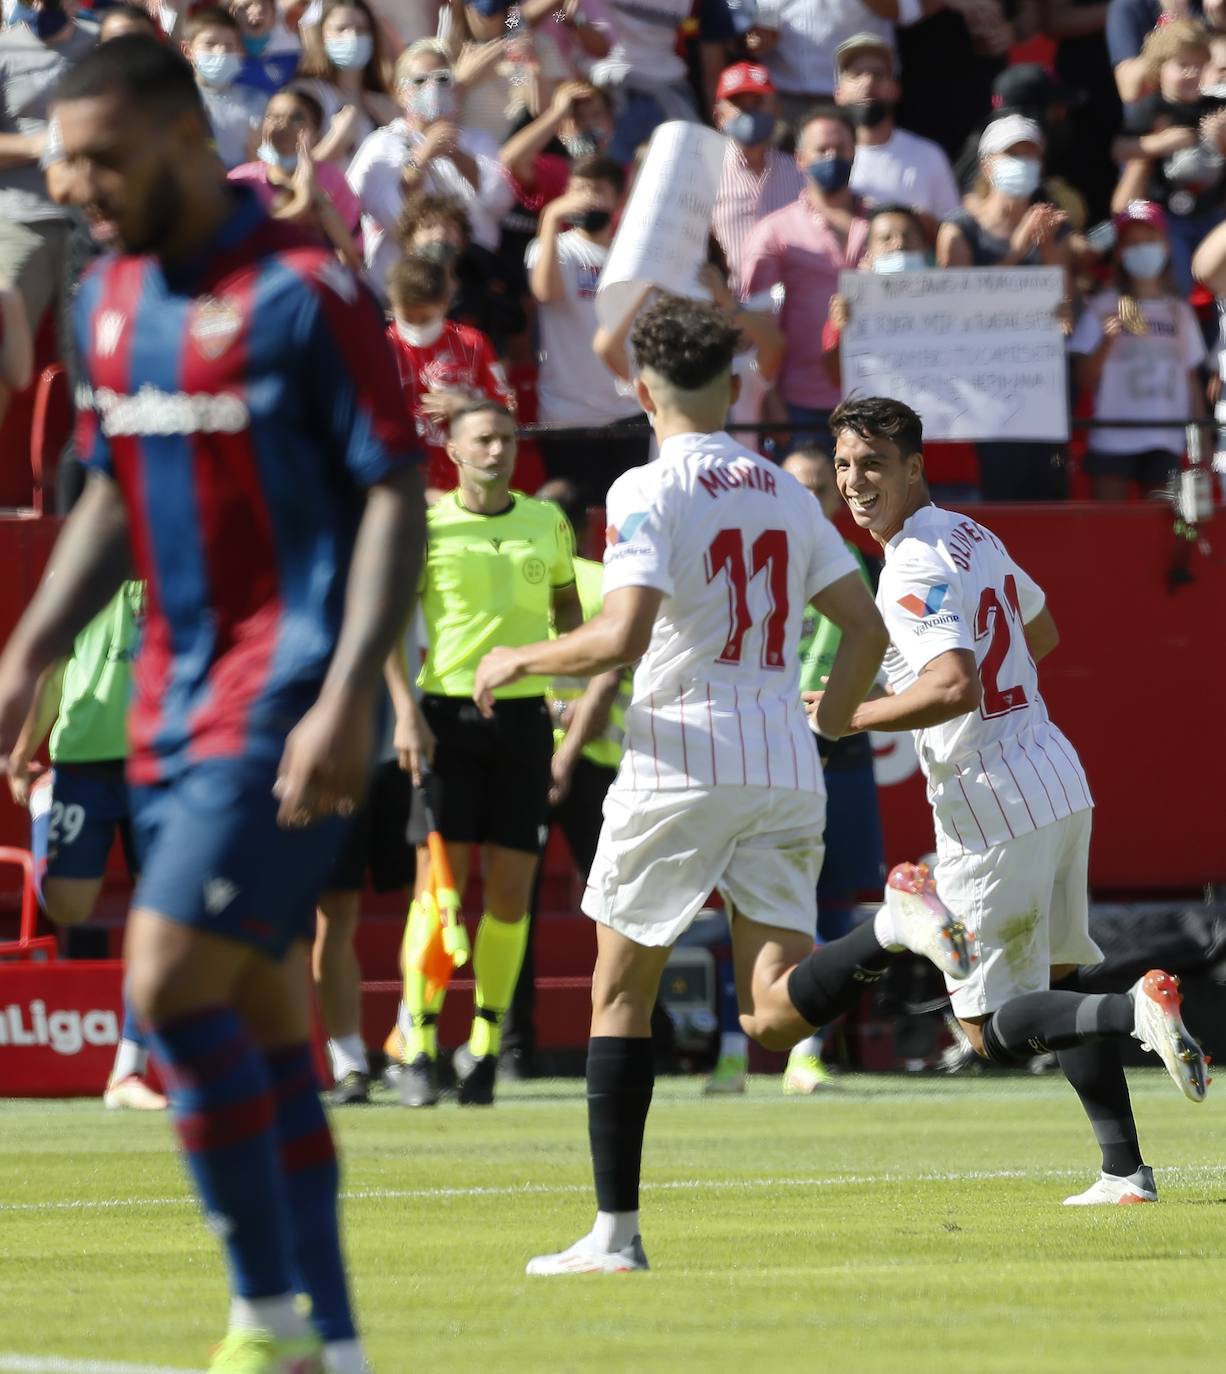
[73, 189, 419, 785]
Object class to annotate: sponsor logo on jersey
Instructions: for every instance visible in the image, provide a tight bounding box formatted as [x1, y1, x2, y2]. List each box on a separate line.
[0, 1000, 119, 1055]
[95, 310, 126, 359]
[522, 556, 546, 584]
[77, 383, 250, 437]
[606, 511, 647, 545]
[190, 295, 244, 360]
[203, 877, 239, 916]
[897, 584, 950, 618]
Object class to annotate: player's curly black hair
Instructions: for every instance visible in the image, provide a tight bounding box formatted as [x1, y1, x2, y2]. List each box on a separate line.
[629, 294, 740, 393]
[830, 396, 924, 457]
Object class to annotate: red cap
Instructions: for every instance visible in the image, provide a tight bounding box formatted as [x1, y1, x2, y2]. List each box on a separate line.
[1114, 199, 1168, 235]
[716, 62, 775, 102]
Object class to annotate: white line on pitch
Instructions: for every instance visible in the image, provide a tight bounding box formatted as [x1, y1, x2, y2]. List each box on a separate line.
[0, 1356, 203, 1374]
[3, 1163, 1225, 1216]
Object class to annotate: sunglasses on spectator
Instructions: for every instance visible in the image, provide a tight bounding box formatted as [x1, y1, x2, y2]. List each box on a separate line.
[402, 70, 453, 87]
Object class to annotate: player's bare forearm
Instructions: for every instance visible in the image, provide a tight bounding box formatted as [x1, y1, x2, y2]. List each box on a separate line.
[850, 651, 981, 732]
[10, 662, 65, 768]
[562, 668, 623, 753]
[2, 477, 131, 676]
[815, 620, 888, 738]
[320, 465, 427, 705]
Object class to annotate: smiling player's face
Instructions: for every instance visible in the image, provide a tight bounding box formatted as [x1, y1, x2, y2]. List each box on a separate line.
[52, 91, 192, 255]
[833, 427, 924, 544]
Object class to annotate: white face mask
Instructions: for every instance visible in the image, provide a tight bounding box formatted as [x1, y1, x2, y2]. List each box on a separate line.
[325, 32, 373, 71]
[989, 154, 1042, 199]
[395, 316, 445, 348]
[873, 250, 927, 275]
[1120, 242, 1169, 279]
[195, 50, 243, 89]
[405, 80, 457, 123]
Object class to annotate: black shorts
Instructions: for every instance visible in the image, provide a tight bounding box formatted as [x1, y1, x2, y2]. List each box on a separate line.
[408, 694, 553, 854]
[1084, 448, 1179, 487]
[326, 758, 416, 893]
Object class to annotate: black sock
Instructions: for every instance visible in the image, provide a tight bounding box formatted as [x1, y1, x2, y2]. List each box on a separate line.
[786, 919, 889, 1029]
[587, 1036, 654, 1213]
[981, 987, 1134, 1065]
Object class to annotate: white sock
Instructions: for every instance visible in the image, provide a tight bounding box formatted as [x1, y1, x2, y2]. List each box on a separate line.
[327, 1034, 368, 1079]
[324, 1338, 370, 1373]
[719, 1031, 748, 1059]
[397, 1000, 413, 1040]
[591, 1209, 639, 1251]
[873, 903, 901, 952]
[791, 1033, 824, 1060]
[229, 1294, 313, 1341]
[110, 1037, 147, 1083]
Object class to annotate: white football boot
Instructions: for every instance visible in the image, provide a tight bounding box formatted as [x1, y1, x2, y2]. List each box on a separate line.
[882, 862, 974, 980]
[1064, 1166, 1158, 1206]
[1131, 969, 1210, 1103]
[526, 1234, 650, 1276]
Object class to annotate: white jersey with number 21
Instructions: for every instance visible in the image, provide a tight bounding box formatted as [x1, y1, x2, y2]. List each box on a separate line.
[879, 505, 1092, 858]
[602, 431, 858, 793]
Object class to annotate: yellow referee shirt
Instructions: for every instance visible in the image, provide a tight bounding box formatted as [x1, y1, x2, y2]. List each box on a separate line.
[418, 490, 576, 699]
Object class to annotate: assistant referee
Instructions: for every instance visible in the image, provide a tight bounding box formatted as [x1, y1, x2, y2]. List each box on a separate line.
[389, 401, 582, 1106]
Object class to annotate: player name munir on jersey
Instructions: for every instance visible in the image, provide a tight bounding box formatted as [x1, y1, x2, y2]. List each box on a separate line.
[697, 456, 779, 500]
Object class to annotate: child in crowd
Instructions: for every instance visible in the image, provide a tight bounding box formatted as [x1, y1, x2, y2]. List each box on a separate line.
[186, 6, 268, 169]
[386, 253, 517, 494]
[1070, 199, 1208, 499]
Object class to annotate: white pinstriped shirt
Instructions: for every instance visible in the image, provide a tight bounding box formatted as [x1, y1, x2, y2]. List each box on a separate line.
[712, 143, 806, 292]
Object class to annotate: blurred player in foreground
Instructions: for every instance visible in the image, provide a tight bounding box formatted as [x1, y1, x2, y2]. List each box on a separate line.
[816, 395, 1208, 1206]
[0, 37, 425, 1373]
[474, 295, 975, 1275]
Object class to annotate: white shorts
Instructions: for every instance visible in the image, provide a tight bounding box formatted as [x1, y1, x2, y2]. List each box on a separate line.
[937, 809, 1100, 1017]
[581, 784, 825, 949]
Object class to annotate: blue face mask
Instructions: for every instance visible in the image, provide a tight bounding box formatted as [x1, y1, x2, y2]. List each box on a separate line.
[258, 140, 297, 172]
[725, 109, 776, 148]
[325, 32, 373, 70]
[1121, 242, 1168, 280]
[243, 32, 272, 56]
[806, 154, 853, 195]
[195, 50, 243, 88]
[873, 250, 927, 275]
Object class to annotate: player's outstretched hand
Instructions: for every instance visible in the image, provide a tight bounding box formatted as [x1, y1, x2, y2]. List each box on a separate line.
[0, 649, 41, 779]
[274, 690, 375, 828]
[473, 646, 525, 718]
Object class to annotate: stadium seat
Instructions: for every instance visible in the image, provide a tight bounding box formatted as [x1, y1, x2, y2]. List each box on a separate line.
[29, 364, 70, 517]
[0, 846, 57, 962]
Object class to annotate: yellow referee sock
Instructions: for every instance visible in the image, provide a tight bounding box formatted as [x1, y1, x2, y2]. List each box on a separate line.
[468, 913, 529, 1059]
[402, 899, 445, 1061]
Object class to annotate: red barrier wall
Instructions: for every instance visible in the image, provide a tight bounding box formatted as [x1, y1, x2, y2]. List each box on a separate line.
[0, 506, 1221, 895]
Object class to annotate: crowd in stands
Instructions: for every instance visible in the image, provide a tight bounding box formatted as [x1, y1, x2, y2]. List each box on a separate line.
[5, 0, 1226, 504]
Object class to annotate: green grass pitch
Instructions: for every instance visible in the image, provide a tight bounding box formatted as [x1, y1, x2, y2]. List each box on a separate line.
[1, 1072, 1225, 1374]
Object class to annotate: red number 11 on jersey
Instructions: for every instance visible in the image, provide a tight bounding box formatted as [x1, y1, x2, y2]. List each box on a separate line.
[705, 528, 790, 669]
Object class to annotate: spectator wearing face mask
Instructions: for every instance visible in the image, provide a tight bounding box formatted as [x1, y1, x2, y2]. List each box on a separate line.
[397, 191, 527, 354]
[740, 104, 868, 448]
[832, 32, 959, 239]
[1070, 199, 1207, 500]
[1112, 20, 1226, 293]
[229, 0, 302, 93]
[710, 61, 804, 290]
[0, 0, 95, 426]
[386, 253, 518, 493]
[527, 154, 649, 499]
[346, 39, 514, 301]
[186, 7, 267, 170]
[228, 86, 363, 269]
[820, 202, 928, 389]
[295, 0, 398, 165]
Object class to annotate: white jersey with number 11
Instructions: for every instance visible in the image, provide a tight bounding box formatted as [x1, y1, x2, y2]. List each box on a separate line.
[879, 505, 1092, 858]
[602, 431, 859, 793]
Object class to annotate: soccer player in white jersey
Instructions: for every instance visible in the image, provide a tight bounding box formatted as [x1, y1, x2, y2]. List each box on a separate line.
[818, 395, 1209, 1206]
[473, 295, 976, 1275]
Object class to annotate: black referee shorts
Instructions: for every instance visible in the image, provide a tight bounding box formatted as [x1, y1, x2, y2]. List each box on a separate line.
[408, 694, 553, 854]
[326, 758, 416, 894]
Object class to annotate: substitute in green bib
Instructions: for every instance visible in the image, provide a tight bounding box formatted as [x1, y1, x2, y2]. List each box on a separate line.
[5, 579, 166, 1110]
[388, 401, 583, 1107]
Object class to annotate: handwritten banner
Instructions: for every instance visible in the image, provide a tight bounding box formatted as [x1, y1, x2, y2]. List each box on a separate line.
[839, 268, 1069, 442]
[596, 121, 728, 332]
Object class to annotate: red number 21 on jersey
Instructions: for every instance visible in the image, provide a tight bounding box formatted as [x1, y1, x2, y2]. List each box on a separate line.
[705, 528, 790, 669]
[974, 574, 1030, 718]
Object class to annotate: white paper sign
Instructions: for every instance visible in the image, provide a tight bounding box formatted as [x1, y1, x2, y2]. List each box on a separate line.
[838, 268, 1069, 442]
[596, 121, 729, 331]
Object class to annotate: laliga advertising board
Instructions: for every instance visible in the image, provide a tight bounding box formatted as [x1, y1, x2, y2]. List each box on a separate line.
[0, 960, 125, 1095]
